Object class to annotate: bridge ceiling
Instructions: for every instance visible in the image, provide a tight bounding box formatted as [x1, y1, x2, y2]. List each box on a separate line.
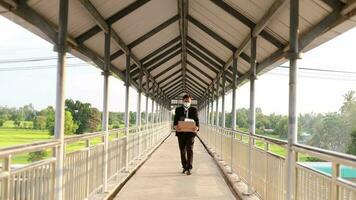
[1, 0, 356, 102]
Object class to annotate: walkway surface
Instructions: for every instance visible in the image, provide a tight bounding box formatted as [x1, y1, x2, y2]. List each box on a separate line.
[114, 133, 236, 200]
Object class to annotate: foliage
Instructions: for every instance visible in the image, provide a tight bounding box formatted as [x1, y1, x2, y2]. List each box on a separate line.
[65, 99, 101, 134]
[0, 119, 4, 127]
[347, 130, 356, 155]
[64, 111, 78, 135]
[28, 150, 48, 162]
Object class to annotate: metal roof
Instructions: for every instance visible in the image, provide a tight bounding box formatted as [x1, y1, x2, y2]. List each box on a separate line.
[1, 0, 356, 102]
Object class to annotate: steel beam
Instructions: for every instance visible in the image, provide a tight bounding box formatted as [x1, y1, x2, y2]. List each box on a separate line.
[186, 60, 214, 80]
[76, 0, 150, 43]
[186, 69, 209, 86]
[178, 0, 189, 89]
[78, 0, 169, 99]
[185, 78, 205, 94]
[185, 74, 206, 91]
[141, 36, 181, 63]
[110, 15, 180, 60]
[187, 15, 235, 51]
[187, 49, 219, 74]
[151, 60, 181, 80]
[187, 44, 223, 72]
[145, 49, 182, 73]
[187, 36, 225, 66]
[162, 77, 182, 92]
[210, 0, 284, 48]
[157, 70, 181, 86]
[200, 0, 287, 102]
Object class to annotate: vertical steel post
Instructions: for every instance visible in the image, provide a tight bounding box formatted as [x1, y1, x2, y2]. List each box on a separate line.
[215, 78, 219, 126]
[124, 53, 131, 171]
[211, 85, 215, 125]
[137, 68, 143, 127]
[151, 94, 155, 124]
[207, 90, 210, 124]
[54, 0, 68, 199]
[232, 57, 237, 131]
[247, 35, 257, 195]
[231, 56, 238, 172]
[286, 0, 299, 199]
[145, 74, 149, 124]
[222, 70, 226, 128]
[137, 66, 143, 156]
[102, 26, 111, 193]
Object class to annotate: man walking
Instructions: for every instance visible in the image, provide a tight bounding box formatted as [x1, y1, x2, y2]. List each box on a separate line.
[173, 94, 199, 175]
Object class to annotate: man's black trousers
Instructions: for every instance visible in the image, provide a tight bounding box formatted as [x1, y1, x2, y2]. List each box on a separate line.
[177, 133, 195, 170]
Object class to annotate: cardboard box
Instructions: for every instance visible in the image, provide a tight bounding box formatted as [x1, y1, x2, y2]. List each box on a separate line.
[177, 121, 196, 132]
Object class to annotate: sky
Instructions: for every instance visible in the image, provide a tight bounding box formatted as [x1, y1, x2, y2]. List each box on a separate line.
[0, 16, 356, 115]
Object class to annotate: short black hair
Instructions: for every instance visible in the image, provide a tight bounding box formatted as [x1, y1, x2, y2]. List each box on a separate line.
[182, 94, 191, 100]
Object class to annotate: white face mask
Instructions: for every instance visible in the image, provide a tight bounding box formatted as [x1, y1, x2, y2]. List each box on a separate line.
[183, 102, 191, 108]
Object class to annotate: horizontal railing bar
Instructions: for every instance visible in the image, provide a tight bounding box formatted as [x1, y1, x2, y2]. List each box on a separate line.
[0, 140, 60, 157]
[296, 162, 331, 178]
[11, 157, 56, 174]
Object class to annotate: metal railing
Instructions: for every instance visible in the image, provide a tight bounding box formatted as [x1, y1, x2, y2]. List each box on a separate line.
[200, 124, 356, 200]
[0, 122, 171, 200]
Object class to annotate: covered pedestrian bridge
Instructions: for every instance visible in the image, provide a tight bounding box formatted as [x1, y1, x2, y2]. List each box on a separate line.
[1, 0, 356, 199]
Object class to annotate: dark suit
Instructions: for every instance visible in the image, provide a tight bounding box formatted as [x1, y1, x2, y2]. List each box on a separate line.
[173, 106, 199, 170]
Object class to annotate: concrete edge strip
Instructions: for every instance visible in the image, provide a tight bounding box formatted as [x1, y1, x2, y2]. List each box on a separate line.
[105, 132, 173, 200]
[197, 135, 256, 200]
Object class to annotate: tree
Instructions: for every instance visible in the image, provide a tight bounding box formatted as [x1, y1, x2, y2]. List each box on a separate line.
[88, 108, 101, 132]
[0, 119, 4, 127]
[64, 111, 78, 135]
[236, 108, 248, 130]
[65, 99, 102, 134]
[309, 113, 349, 152]
[129, 111, 137, 125]
[275, 116, 288, 138]
[14, 119, 21, 128]
[33, 115, 47, 130]
[347, 130, 356, 155]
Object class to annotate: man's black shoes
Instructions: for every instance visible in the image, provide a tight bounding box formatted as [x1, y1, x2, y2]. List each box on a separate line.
[182, 168, 187, 174]
[186, 169, 191, 175]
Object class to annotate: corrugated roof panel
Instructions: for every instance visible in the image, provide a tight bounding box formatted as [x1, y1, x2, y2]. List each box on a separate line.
[83, 32, 106, 57]
[266, 0, 332, 42]
[238, 58, 250, 74]
[188, 24, 231, 61]
[90, 0, 135, 20]
[243, 37, 279, 63]
[28, 0, 97, 38]
[150, 55, 181, 76]
[154, 65, 181, 84]
[187, 55, 216, 78]
[186, 64, 211, 84]
[111, 54, 126, 71]
[132, 22, 180, 59]
[111, 0, 177, 44]
[159, 72, 181, 86]
[190, 0, 250, 48]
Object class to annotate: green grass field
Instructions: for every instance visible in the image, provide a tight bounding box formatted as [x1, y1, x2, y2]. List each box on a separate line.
[0, 127, 125, 164]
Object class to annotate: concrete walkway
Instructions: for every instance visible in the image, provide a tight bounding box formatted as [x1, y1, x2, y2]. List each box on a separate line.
[114, 133, 236, 200]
